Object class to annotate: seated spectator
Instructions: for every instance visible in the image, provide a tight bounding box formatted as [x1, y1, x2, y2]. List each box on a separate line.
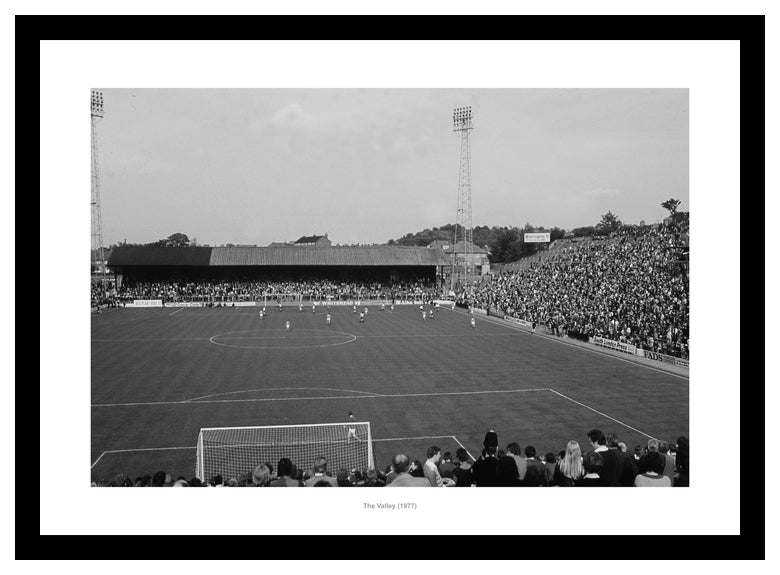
[151, 471, 168, 487]
[574, 451, 609, 486]
[270, 457, 302, 487]
[634, 451, 672, 487]
[385, 454, 431, 487]
[384, 463, 398, 486]
[496, 456, 523, 486]
[675, 436, 689, 487]
[522, 446, 548, 486]
[452, 447, 474, 487]
[171, 479, 189, 487]
[658, 442, 676, 485]
[544, 452, 557, 485]
[638, 438, 660, 474]
[188, 477, 203, 487]
[553, 440, 584, 487]
[363, 468, 384, 487]
[409, 460, 425, 478]
[336, 468, 353, 487]
[438, 451, 457, 481]
[209, 474, 223, 487]
[423, 446, 443, 487]
[422, 446, 456, 487]
[506, 442, 528, 481]
[109, 473, 133, 487]
[304, 456, 339, 487]
[600, 431, 638, 486]
[252, 464, 271, 487]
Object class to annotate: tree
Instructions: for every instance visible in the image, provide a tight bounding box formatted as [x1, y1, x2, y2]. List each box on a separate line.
[148, 233, 191, 248]
[661, 198, 681, 217]
[595, 211, 622, 235]
[550, 227, 566, 241]
[488, 227, 523, 263]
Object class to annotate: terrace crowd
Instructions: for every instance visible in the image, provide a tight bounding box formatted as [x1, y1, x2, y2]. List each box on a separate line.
[458, 221, 689, 358]
[93, 429, 689, 488]
[108, 279, 440, 305]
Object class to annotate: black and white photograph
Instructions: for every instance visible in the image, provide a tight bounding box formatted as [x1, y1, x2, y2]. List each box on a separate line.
[88, 88, 690, 492]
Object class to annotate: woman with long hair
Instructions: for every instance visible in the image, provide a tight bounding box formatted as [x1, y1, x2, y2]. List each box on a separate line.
[553, 440, 584, 486]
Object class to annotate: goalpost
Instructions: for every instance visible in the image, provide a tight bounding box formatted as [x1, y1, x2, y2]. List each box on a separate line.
[195, 422, 374, 481]
[263, 293, 303, 307]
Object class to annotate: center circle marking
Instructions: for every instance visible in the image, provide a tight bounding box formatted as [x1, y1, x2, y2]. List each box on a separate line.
[209, 329, 357, 350]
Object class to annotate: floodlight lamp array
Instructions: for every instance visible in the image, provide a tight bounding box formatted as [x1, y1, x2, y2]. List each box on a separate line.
[452, 106, 473, 128]
[91, 90, 104, 116]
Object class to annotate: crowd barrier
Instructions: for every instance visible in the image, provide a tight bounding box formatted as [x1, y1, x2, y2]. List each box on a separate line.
[491, 313, 688, 369]
[592, 336, 637, 355]
[637, 348, 689, 368]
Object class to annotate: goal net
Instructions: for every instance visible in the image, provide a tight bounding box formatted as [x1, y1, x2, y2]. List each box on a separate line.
[263, 293, 302, 306]
[195, 422, 374, 481]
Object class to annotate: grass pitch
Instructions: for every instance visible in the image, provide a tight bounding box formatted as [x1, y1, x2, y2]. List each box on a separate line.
[91, 304, 688, 482]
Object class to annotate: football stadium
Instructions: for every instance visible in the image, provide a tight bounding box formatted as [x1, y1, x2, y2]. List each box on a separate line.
[90, 90, 689, 488]
[90, 233, 689, 487]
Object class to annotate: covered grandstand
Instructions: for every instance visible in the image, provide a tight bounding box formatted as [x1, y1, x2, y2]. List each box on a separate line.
[108, 245, 450, 284]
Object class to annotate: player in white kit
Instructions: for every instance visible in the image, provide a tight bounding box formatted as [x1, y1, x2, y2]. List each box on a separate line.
[359, 312, 365, 323]
[299, 303, 303, 312]
[346, 411, 359, 441]
[353, 305, 357, 314]
[285, 320, 291, 332]
[422, 311, 427, 321]
[326, 313, 332, 325]
[470, 317, 476, 328]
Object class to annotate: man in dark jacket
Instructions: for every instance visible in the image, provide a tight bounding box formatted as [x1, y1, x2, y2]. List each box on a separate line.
[521, 445, 548, 486]
[588, 429, 636, 486]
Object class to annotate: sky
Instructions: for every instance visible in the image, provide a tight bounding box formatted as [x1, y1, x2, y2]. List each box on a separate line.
[94, 88, 688, 247]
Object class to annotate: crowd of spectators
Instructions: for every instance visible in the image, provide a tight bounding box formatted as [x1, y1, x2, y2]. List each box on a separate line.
[109, 279, 440, 305]
[92, 429, 689, 488]
[458, 221, 689, 358]
[91, 283, 120, 310]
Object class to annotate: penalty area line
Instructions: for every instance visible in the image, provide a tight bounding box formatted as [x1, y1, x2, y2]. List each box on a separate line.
[91, 388, 551, 408]
[548, 388, 661, 441]
[451, 436, 477, 462]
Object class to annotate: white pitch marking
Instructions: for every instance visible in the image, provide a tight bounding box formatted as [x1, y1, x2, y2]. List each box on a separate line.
[169, 307, 186, 316]
[91, 446, 195, 469]
[92, 337, 212, 342]
[209, 329, 357, 350]
[92, 436, 457, 470]
[451, 436, 477, 462]
[548, 388, 661, 441]
[91, 388, 550, 408]
[184, 386, 384, 402]
[372, 435, 454, 442]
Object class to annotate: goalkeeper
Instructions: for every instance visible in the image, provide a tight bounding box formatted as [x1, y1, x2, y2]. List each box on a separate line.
[347, 411, 359, 442]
